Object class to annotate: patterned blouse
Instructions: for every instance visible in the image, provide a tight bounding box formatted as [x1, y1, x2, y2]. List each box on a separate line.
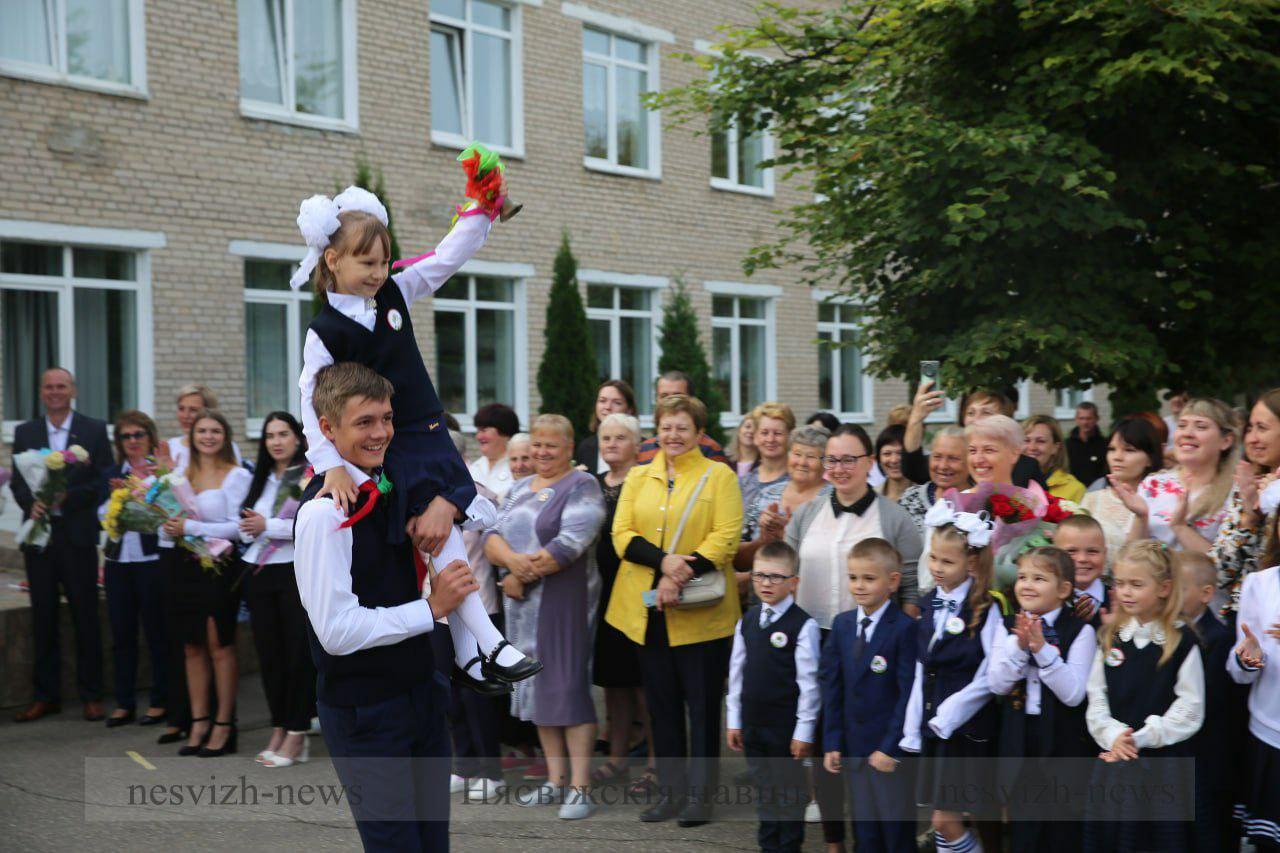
[898, 482, 935, 538]
[1208, 486, 1269, 614]
[1138, 469, 1231, 549]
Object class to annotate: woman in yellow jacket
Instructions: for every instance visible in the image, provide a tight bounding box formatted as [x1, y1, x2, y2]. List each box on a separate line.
[1022, 414, 1087, 503]
[604, 394, 742, 826]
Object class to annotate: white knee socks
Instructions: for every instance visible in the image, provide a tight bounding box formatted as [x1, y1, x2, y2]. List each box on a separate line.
[427, 527, 526, 677]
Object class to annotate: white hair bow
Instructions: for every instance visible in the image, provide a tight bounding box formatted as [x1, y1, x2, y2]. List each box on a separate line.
[924, 498, 994, 548]
[288, 186, 390, 290]
[1260, 479, 1280, 518]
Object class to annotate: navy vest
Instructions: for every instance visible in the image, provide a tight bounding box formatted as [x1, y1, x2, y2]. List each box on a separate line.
[916, 590, 998, 741]
[1103, 626, 1198, 757]
[998, 607, 1093, 759]
[308, 281, 441, 425]
[296, 476, 435, 706]
[741, 602, 809, 729]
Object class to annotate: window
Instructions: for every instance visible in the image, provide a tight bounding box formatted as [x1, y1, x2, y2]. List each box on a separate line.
[816, 302, 872, 422]
[241, 257, 315, 430]
[711, 291, 775, 420]
[237, 0, 357, 130]
[0, 0, 146, 95]
[584, 279, 661, 414]
[433, 275, 522, 426]
[1055, 387, 1094, 420]
[581, 26, 659, 177]
[710, 115, 773, 195]
[0, 235, 155, 429]
[430, 0, 521, 155]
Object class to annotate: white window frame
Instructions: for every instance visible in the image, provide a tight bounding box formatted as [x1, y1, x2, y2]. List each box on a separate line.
[429, 0, 525, 158]
[432, 259, 531, 431]
[706, 280, 778, 427]
[0, 220, 162, 441]
[580, 269, 665, 428]
[231, 241, 310, 438]
[812, 289, 873, 424]
[694, 40, 775, 197]
[1054, 386, 1094, 420]
[238, 0, 360, 133]
[564, 3, 670, 180]
[1015, 379, 1032, 420]
[0, 0, 148, 98]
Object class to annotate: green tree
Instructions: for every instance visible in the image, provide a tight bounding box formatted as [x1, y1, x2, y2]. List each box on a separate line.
[537, 233, 599, 438]
[654, 1, 1280, 405]
[658, 278, 728, 445]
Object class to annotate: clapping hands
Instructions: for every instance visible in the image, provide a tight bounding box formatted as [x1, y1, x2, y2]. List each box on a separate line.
[1011, 612, 1046, 653]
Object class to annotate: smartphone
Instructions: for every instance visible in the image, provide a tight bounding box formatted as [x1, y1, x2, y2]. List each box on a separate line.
[642, 589, 658, 609]
[919, 360, 940, 392]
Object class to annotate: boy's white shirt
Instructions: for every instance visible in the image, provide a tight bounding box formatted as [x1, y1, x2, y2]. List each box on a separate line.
[299, 214, 493, 476]
[725, 594, 822, 743]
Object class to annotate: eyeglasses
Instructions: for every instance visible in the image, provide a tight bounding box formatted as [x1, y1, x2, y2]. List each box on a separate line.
[118, 431, 148, 441]
[751, 572, 795, 585]
[821, 454, 870, 469]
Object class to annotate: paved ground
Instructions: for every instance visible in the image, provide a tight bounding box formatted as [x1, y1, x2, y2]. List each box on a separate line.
[0, 671, 823, 852]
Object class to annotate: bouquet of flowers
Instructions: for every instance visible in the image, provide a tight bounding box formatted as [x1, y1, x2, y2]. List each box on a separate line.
[146, 473, 234, 572]
[245, 464, 311, 570]
[941, 481, 1082, 587]
[14, 445, 92, 549]
[102, 471, 170, 560]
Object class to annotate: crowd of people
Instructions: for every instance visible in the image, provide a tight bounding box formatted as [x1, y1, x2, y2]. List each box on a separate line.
[8, 361, 1280, 853]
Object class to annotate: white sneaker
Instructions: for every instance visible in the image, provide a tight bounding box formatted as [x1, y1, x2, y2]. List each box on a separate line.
[804, 800, 821, 823]
[465, 777, 505, 803]
[516, 782, 563, 807]
[450, 774, 470, 794]
[558, 788, 596, 820]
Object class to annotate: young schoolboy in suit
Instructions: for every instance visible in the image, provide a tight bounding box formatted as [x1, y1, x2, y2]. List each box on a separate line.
[1055, 515, 1110, 628]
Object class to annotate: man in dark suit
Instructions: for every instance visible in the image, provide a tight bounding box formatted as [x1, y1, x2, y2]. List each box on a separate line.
[10, 367, 113, 722]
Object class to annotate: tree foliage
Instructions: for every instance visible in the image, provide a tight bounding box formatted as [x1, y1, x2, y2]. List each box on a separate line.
[654, 0, 1280, 402]
[537, 233, 599, 439]
[658, 278, 728, 445]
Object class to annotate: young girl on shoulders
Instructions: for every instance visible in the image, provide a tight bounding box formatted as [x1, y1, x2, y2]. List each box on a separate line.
[1083, 540, 1204, 853]
[902, 501, 1006, 853]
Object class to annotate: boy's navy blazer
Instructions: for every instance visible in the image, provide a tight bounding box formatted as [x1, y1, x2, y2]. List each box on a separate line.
[819, 601, 918, 759]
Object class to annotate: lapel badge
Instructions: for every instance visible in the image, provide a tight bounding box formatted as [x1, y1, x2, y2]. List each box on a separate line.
[770, 631, 788, 649]
[1105, 647, 1125, 667]
[945, 615, 965, 636]
[387, 308, 403, 331]
[869, 655, 888, 674]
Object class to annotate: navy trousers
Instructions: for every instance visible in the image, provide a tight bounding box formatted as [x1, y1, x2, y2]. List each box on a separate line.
[743, 724, 807, 853]
[104, 559, 167, 710]
[848, 758, 916, 853]
[317, 675, 453, 852]
[25, 536, 102, 702]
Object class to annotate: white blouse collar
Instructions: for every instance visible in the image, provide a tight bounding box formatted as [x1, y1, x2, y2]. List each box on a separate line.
[1117, 617, 1183, 645]
[327, 291, 374, 319]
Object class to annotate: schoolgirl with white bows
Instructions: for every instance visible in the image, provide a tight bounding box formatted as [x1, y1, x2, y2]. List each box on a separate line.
[901, 500, 1006, 853]
[291, 183, 540, 691]
[1082, 540, 1204, 853]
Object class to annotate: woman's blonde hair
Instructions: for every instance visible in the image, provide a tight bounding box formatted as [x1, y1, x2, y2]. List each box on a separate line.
[1175, 398, 1239, 522]
[752, 401, 797, 433]
[655, 394, 707, 432]
[185, 409, 238, 476]
[531, 413, 574, 445]
[730, 415, 758, 465]
[312, 210, 391, 296]
[1022, 414, 1069, 475]
[1100, 540, 1184, 667]
[966, 414, 1024, 455]
[931, 524, 995, 633]
[176, 383, 218, 409]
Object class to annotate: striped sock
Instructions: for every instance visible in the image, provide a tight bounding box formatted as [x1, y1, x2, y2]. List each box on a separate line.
[950, 830, 982, 853]
[933, 830, 952, 852]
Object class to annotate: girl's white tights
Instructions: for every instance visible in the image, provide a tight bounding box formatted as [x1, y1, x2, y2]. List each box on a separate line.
[429, 527, 526, 677]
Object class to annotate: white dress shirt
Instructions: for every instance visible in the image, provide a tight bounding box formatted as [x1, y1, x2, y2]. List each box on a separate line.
[1085, 618, 1205, 752]
[240, 470, 296, 566]
[853, 599, 891, 644]
[1227, 567, 1280, 748]
[988, 605, 1097, 714]
[1076, 578, 1106, 608]
[726, 594, 823, 743]
[299, 214, 493, 476]
[294, 459, 436, 657]
[900, 579, 1006, 752]
[97, 461, 158, 563]
[46, 414, 70, 451]
[468, 454, 513, 503]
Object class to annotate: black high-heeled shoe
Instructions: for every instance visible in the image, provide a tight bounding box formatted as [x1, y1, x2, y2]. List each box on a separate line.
[178, 717, 211, 756]
[452, 657, 512, 697]
[480, 641, 543, 684]
[157, 726, 188, 744]
[198, 721, 238, 758]
[105, 709, 136, 728]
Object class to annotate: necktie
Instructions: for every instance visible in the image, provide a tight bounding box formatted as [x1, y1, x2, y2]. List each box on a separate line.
[851, 616, 872, 661]
[931, 598, 959, 612]
[762, 607, 776, 627]
[930, 598, 958, 645]
[1042, 622, 1059, 648]
[338, 473, 392, 530]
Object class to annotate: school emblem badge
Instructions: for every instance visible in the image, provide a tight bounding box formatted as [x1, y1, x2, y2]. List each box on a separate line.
[770, 631, 788, 649]
[387, 309, 403, 330]
[945, 616, 965, 636]
[1105, 647, 1125, 668]
[869, 655, 888, 674]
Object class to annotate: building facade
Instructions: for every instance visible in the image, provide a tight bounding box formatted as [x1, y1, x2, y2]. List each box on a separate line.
[0, 0, 1105, 447]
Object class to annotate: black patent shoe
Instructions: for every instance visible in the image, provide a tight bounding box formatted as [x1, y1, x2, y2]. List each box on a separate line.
[178, 717, 211, 756]
[198, 721, 238, 757]
[479, 641, 543, 684]
[105, 709, 136, 728]
[157, 726, 187, 744]
[452, 657, 512, 697]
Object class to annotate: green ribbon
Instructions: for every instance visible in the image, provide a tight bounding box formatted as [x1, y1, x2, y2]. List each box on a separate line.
[457, 141, 504, 176]
[376, 471, 393, 495]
